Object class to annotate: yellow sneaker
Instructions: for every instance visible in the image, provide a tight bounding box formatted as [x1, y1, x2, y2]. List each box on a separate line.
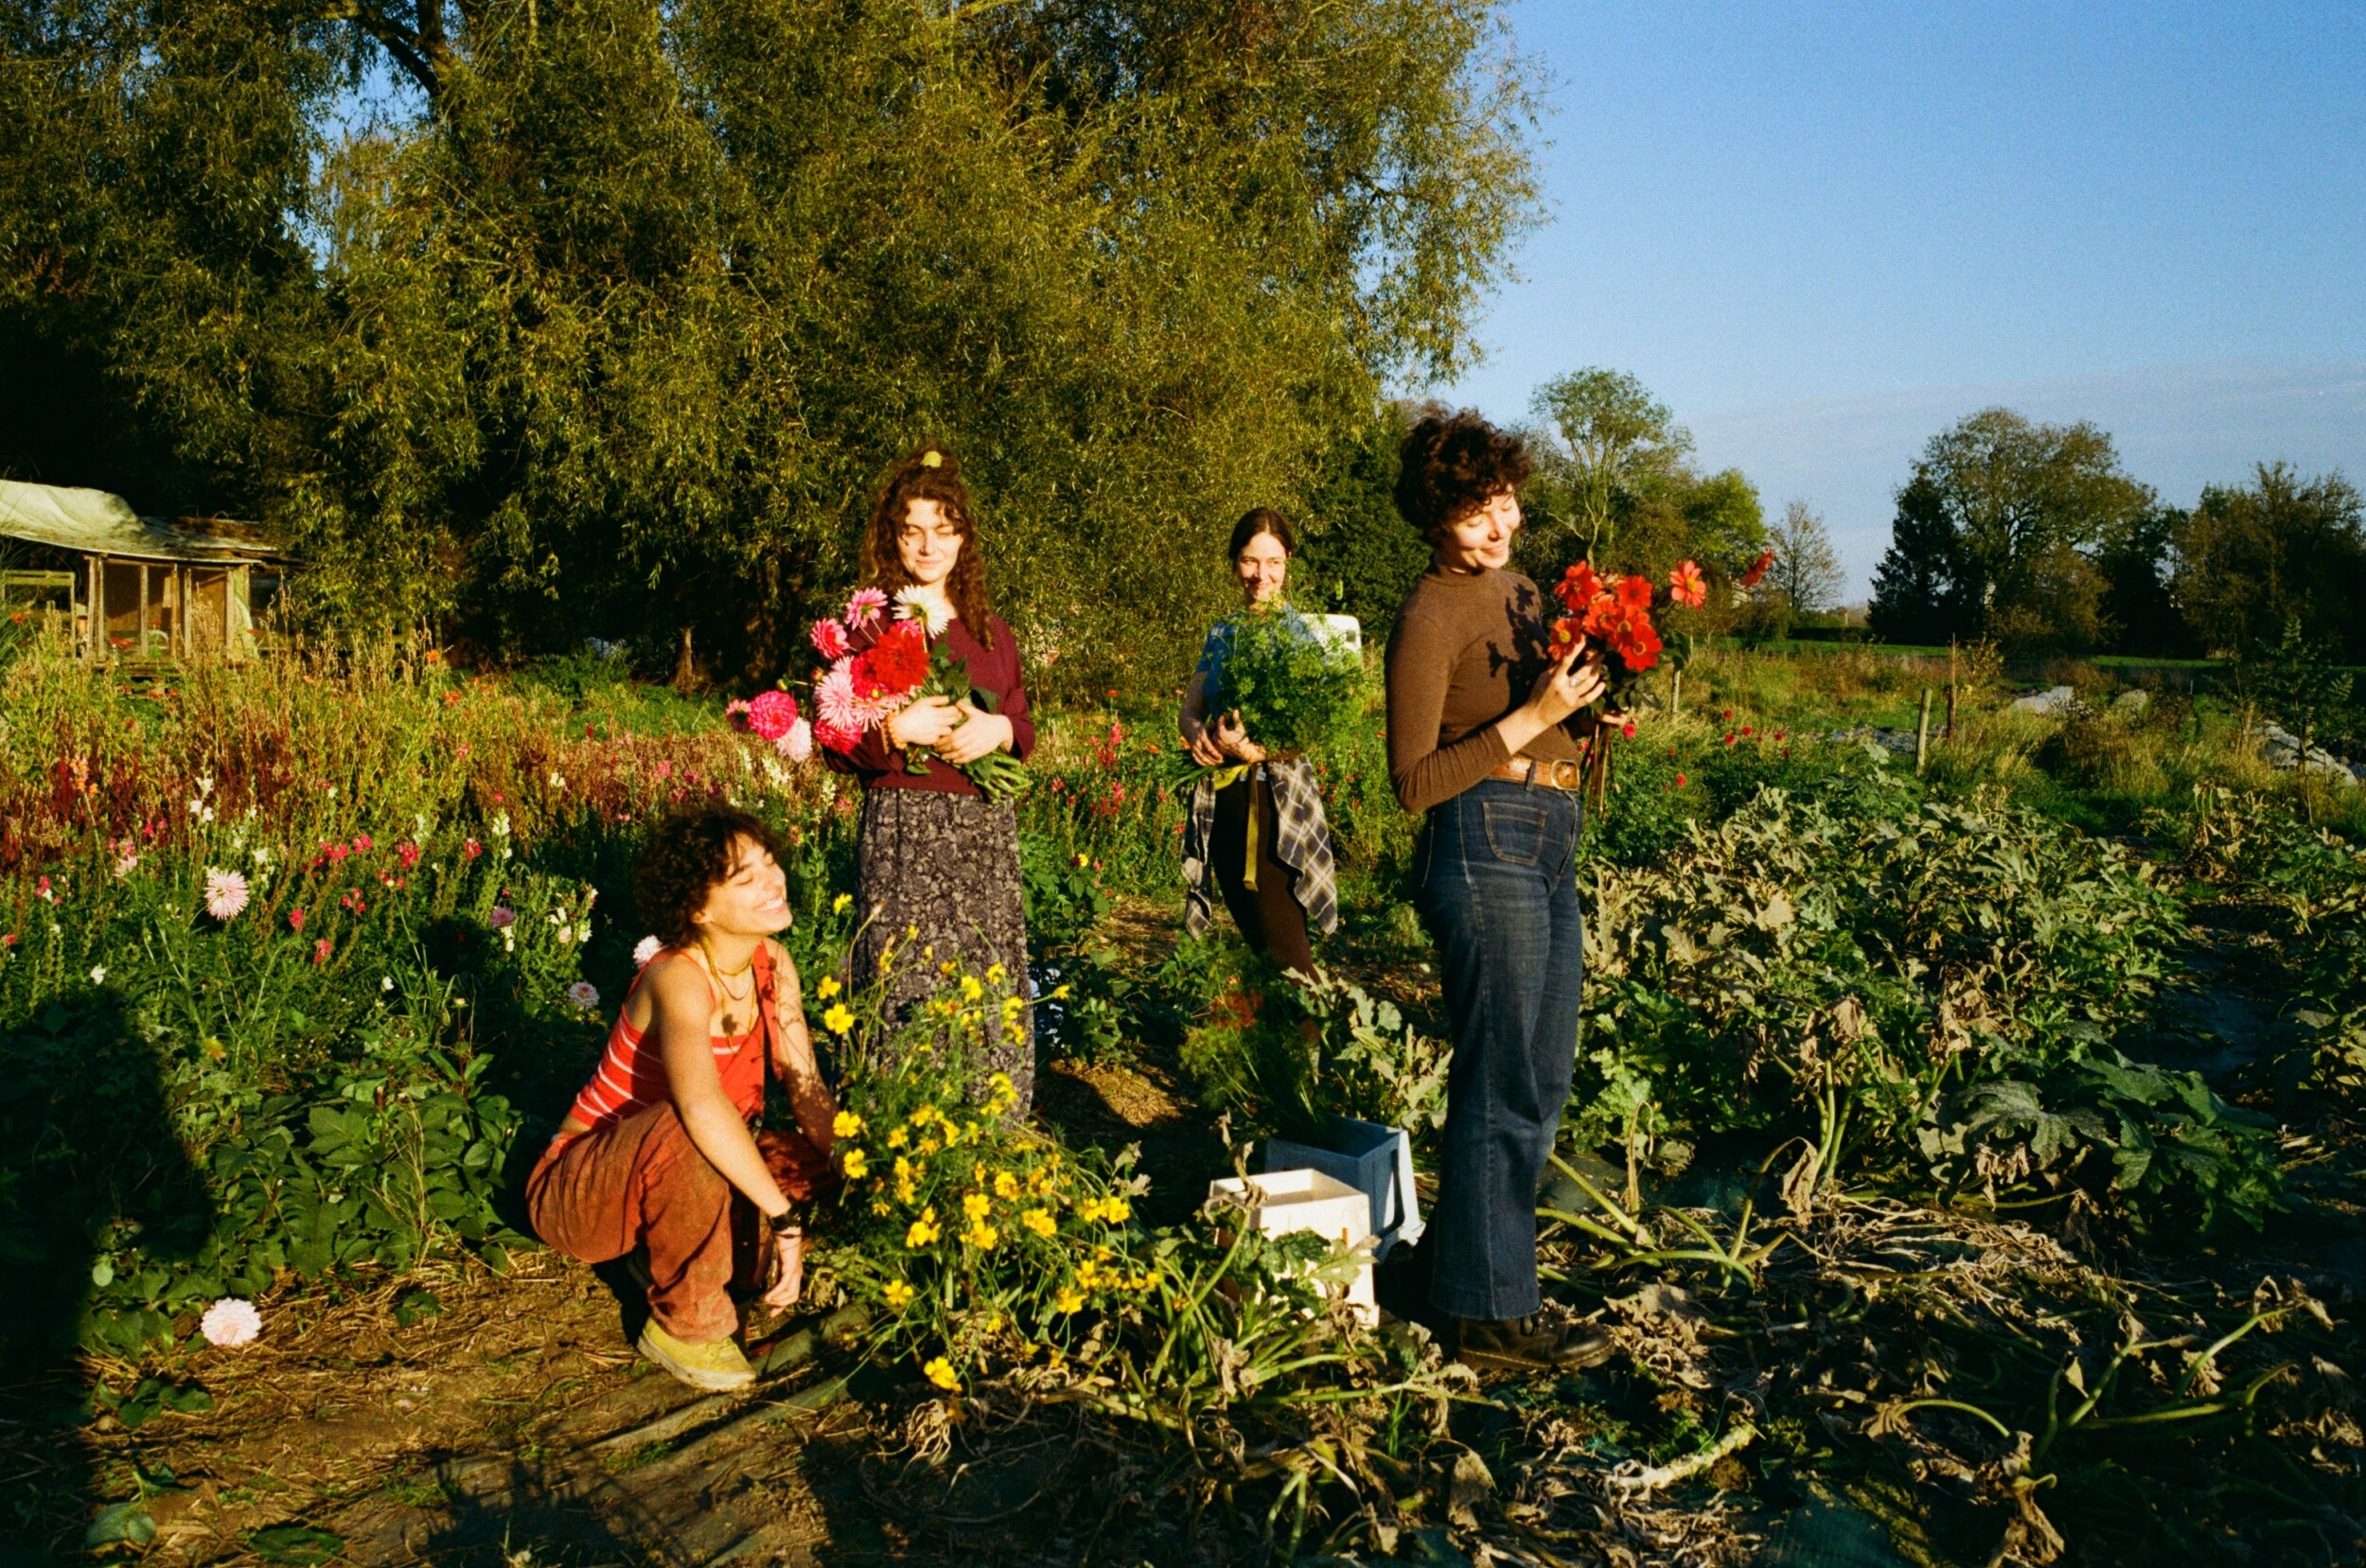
[636, 1319, 755, 1391]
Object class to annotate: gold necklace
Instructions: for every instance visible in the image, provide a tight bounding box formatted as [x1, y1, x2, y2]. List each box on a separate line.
[699, 941, 756, 1000]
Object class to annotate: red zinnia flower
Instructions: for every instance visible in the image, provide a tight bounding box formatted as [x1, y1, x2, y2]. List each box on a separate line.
[1740, 549, 1775, 590]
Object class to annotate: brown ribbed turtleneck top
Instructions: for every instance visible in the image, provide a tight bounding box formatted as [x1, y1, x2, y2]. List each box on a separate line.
[1385, 565, 1590, 816]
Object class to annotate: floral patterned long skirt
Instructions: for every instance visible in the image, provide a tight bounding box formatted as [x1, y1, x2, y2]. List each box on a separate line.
[850, 787, 1034, 1114]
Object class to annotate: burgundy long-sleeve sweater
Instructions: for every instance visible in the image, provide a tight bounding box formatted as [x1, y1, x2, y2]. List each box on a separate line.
[822, 615, 1036, 796]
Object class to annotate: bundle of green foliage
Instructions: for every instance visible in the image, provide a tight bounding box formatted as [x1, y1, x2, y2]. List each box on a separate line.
[1203, 608, 1369, 760]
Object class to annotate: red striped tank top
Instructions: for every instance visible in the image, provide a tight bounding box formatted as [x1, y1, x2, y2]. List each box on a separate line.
[565, 945, 775, 1134]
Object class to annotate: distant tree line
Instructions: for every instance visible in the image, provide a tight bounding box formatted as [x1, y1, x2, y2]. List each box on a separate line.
[1868, 409, 2366, 662]
[0, 0, 1539, 689]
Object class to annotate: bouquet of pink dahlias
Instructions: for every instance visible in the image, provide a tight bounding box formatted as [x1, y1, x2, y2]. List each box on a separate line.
[808, 589, 1030, 802]
[726, 686, 814, 762]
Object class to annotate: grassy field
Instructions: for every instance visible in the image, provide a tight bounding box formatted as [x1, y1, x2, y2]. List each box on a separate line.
[2, 631, 2360, 1565]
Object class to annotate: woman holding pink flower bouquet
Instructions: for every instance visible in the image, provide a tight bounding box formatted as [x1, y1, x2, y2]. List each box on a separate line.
[819, 446, 1038, 1112]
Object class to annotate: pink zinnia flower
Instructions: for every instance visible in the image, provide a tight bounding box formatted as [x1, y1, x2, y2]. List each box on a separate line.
[632, 935, 662, 968]
[746, 690, 800, 742]
[844, 588, 888, 628]
[204, 868, 250, 921]
[816, 663, 864, 740]
[311, 938, 333, 964]
[201, 1297, 261, 1348]
[1668, 560, 1707, 610]
[287, 907, 305, 931]
[810, 618, 850, 661]
[487, 906, 516, 928]
[782, 717, 814, 763]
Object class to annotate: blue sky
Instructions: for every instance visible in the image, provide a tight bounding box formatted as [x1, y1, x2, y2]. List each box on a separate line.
[1435, 1, 2366, 595]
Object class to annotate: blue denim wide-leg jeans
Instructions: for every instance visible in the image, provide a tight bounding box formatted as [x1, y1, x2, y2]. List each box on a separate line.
[1413, 777, 1584, 1323]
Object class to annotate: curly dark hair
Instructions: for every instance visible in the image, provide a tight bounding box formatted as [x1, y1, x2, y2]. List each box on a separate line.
[633, 805, 788, 950]
[862, 444, 998, 648]
[1393, 408, 1531, 542]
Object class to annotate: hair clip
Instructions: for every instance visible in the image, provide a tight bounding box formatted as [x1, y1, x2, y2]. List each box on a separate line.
[921, 449, 942, 468]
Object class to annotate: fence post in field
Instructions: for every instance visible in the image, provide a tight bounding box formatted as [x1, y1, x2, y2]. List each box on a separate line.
[1916, 688, 1933, 774]
[1946, 638, 1958, 744]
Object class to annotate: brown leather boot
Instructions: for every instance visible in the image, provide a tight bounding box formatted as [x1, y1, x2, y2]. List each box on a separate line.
[1453, 1315, 1614, 1375]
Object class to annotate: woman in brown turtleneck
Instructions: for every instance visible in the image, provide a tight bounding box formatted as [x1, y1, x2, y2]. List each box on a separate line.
[1382, 409, 1619, 1378]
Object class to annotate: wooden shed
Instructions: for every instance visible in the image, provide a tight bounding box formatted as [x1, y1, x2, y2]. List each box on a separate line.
[0, 479, 285, 661]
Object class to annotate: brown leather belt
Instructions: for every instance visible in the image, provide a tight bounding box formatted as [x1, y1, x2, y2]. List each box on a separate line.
[1490, 756, 1585, 791]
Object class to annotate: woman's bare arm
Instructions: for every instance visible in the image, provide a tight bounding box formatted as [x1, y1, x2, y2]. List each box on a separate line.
[648, 957, 791, 1218]
[765, 943, 839, 1155]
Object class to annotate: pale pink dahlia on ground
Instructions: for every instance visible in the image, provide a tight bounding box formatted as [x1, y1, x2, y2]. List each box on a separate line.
[204, 868, 250, 921]
[202, 1297, 262, 1348]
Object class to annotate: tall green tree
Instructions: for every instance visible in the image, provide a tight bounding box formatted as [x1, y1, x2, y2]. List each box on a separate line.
[1526, 367, 1688, 559]
[1516, 367, 1763, 613]
[2173, 464, 2366, 662]
[1866, 408, 2151, 653]
[2, 0, 1543, 689]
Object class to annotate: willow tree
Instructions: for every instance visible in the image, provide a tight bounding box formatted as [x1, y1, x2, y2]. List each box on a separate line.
[3, 0, 1541, 687]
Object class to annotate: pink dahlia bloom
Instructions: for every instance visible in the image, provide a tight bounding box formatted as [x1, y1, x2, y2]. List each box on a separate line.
[566, 980, 601, 1010]
[487, 906, 516, 929]
[746, 689, 800, 742]
[844, 587, 889, 628]
[781, 717, 814, 763]
[809, 618, 850, 661]
[816, 719, 863, 753]
[816, 662, 865, 741]
[202, 1296, 262, 1348]
[204, 868, 250, 921]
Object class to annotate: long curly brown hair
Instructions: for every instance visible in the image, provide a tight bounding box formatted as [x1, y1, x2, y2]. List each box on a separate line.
[861, 445, 997, 648]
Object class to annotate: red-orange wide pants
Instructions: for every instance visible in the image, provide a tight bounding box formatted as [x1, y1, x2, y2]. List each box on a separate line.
[527, 1101, 831, 1344]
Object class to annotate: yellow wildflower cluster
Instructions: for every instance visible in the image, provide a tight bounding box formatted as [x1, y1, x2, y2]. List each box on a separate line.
[1073, 1254, 1156, 1295]
[1074, 1195, 1132, 1224]
[923, 1356, 960, 1391]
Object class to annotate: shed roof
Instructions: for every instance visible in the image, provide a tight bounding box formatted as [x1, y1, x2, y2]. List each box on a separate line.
[0, 479, 282, 564]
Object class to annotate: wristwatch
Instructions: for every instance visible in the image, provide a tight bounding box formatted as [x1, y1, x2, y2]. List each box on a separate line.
[767, 1208, 802, 1235]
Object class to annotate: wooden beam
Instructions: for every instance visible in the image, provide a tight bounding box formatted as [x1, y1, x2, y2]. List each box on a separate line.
[138, 563, 150, 658]
[90, 555, 105, 661]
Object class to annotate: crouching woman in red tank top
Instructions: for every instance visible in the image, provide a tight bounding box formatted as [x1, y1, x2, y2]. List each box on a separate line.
[527, 805, 839, 1392]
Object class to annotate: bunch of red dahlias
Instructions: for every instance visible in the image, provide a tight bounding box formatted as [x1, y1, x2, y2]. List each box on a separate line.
[1551, 561, 1665, 696]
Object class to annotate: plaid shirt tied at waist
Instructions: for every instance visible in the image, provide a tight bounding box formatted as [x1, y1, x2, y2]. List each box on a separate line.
[1181, 757, 1339, 941]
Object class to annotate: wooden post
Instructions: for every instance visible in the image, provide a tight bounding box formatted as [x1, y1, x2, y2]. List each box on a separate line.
[137, 563, 150, 659]
[1916, 687, 1933, 774]
[91, 555, 107, 661]
[1670, 667, 1683, 721]
[1946, 637, 1958, 744]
